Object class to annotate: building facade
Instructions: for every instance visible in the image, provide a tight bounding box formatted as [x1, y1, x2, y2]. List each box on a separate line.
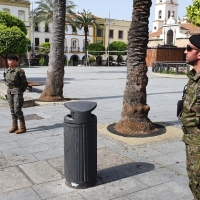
[149, 0, 200, 48]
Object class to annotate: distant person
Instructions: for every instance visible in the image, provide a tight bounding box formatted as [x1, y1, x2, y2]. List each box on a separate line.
[5, 55, 28, 134]
[180, 34, 200, 199]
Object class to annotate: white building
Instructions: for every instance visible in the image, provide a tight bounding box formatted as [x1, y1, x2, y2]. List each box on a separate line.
[149, 0, 200, 47]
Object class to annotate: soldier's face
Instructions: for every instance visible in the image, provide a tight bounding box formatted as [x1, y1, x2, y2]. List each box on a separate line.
[7, 59, 17, 68]
[184, 43, 200, 66]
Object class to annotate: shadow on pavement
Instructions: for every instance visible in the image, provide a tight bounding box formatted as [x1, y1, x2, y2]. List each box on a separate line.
[97, 162, 155, 184]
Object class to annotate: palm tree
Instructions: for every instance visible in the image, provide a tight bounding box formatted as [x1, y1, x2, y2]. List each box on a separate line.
[33, 0, 76, 27]
[39, 0, 66, 101]
[73, 9, 99, 63]
[114, 0, 155, 135]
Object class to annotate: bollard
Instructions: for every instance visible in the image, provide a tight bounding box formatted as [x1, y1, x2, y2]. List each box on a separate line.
[63, 101, 97, 189]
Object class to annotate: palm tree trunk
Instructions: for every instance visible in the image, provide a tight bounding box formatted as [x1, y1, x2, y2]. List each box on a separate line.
[39, 0, 66, 101]
[115, 0, 155, 135]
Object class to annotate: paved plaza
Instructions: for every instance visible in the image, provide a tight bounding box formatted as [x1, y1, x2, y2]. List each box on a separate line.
[0, 66, 193, 200]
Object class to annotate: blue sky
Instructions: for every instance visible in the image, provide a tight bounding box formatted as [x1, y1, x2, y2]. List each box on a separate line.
[31, 0, 193, 31]
[73, 0, 193, 31]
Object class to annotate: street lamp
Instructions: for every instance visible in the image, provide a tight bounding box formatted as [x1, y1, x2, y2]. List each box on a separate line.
[104, 12, 114, 67]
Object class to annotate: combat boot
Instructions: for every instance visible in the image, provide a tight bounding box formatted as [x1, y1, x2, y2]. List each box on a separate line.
[15, 122, 26, 134]
[9, 121, 18, 133]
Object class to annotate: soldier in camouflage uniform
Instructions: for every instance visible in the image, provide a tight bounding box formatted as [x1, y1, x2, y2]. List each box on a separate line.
[5, 55, 28, 134]
[180, 34, 200, 200]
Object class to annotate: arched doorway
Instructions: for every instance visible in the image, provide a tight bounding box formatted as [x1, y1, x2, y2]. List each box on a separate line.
[166, 30, 173, 45]
[71, 55, 79, 66]
[107, 56, 114, 66]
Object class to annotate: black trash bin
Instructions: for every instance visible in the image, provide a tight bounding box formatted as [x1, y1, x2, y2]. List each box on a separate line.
[64, 101, 97, 189]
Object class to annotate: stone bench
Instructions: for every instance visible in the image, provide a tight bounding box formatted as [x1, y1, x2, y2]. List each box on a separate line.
[27, 81, 43, 92]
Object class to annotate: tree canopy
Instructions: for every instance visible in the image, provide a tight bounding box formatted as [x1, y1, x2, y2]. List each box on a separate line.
[0, 12, 30, 56]
[39, 42, 50, 54]
[33, 0, 76, 27]
[109, 41, 127, 56]
[0, 11, 27, 35]
[87, 43, 105, 56]
[73, 9, 99, 58]
[186, 0, 200, 26]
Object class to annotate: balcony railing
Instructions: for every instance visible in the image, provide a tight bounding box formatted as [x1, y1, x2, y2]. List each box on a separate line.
[70, 47, 80, 52]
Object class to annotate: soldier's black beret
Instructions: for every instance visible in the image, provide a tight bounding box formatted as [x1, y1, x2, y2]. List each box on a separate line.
[7, 55, 19, 61]
[189, 34, 200, 49]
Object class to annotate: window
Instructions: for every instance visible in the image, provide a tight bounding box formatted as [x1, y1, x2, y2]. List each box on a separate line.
[45, 26, 49, 32]
[109, 30, 113, 38]
[45, 38, 49, 42]
[35, 38, 39, 50]
[97, 28, 103, 37]
[71, 39, 78, 51]
[35, 23, 39, 31]
[118, 31, 123, 39]
[168, 10, 171, 18]
[158, 10, 162, 19]
[3, 8, 10, 14]
[19, 11, 25, 21]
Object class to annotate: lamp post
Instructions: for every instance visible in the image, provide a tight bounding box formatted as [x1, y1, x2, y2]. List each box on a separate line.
[105, 12, 114, 67]
[29, 4, 36, 61]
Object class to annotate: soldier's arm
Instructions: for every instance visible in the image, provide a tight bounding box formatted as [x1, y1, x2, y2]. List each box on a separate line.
[19, 69, 28, 92]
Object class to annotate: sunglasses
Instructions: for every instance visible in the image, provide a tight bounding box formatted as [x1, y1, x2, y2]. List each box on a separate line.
[186, 45, 200, 52]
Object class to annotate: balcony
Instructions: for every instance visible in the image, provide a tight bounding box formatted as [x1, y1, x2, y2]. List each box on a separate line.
[70, 47, 80, 52]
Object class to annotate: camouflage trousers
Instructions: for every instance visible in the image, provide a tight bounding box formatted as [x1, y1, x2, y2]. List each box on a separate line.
[7, 92, 25, 123]
[182, 126, 200, 200]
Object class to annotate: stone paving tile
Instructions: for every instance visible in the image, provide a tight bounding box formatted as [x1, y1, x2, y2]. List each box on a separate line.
[112, 197, 130, 200]
[149, 139, 185, 154]
[148, 151, 186, 166]
[97, 147, 134, 170]
[32, 179, 74, 199]
[0, 187, 41, 200]
[33, 148, 64, 161]
[47, 192, 85, 200]
[1, 144, 52, 158]
[19, 161, 62, 184]
[133, 167, 176, 187]
[167, 161, 187, 176]
[0, 141, 22, 151]
[78, 176, 148, 200]
[0, 154, 38, 169]
[181, 195, 194, 200]
[0, 166, 32, 194]
[0, 152, 4, 159]
[47, 157, 64, 176]
[17, 135, 62, 147]
[126, 181, 191, 200]
[47, 140, 64, 149]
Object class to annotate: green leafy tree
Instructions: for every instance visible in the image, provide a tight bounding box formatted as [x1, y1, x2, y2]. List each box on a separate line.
[39, 42, 50, 54]
[87, 43, 105, 56]
[186, 0, 200, 26]
[0, 11, 27, 34]
[115, 0, 155, 135]
[109, 41, 127, 65]
[39, 0, 66, 101]
[73, 9, 100, 61]
[0, 12, 30, 66]
[33, 0, 76, 28]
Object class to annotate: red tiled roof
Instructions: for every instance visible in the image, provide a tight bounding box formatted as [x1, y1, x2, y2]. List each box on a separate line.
[180, 23, 200, 34]
[149, 28, 162, 37]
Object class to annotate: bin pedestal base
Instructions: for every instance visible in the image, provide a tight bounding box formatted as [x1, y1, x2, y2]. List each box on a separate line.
[65, 178, 96, 189]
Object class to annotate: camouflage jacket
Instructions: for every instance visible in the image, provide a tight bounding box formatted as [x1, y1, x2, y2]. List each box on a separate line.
[5, 67, 28, 94]
[181, 69, 200, 127]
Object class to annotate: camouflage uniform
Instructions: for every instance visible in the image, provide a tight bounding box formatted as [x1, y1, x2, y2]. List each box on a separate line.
[5, 66, 28, 123]
[181, 68, 200, 199]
